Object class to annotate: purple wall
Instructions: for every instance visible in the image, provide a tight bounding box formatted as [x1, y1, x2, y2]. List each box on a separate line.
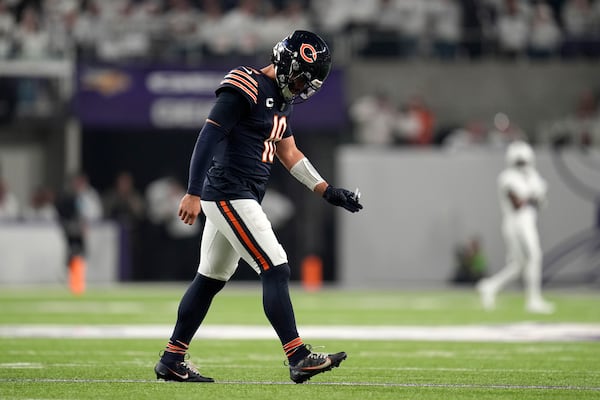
[74, 65, 347, 131]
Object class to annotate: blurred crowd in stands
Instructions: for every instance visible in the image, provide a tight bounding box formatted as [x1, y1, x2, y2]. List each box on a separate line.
[349, 87, 600, 148]
[1, 0, 600, 63]
[0, 166, 201, 279]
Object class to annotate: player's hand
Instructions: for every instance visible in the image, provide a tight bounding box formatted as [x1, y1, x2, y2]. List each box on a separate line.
[323, 185, 363, 213]
[178, 193, 202, 225]
[528, 198, 540, 209]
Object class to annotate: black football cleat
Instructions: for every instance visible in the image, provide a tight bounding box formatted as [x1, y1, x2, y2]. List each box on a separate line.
[154, 360, 214, 383]
[289, 349, 347, 383]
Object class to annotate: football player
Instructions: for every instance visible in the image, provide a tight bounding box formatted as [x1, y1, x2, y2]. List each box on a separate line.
[477, 141, 554, 314]
[154, 30, 362, 384]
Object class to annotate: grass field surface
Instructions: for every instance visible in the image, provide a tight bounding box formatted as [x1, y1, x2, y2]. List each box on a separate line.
[1, 284, 599, 399]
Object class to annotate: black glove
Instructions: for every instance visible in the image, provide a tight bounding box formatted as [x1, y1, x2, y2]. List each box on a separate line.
[323, 186, 363, 213]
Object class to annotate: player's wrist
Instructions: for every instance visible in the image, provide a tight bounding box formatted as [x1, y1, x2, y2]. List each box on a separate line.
[186, 189, 202, 197]
[314, 182, 329, 196]
[290, 157, 325, 191]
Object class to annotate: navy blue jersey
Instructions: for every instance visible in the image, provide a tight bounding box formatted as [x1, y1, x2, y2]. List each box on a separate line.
[202, 66, 294, 203]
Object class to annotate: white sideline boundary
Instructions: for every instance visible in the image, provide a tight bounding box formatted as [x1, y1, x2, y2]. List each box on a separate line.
[1, 378, 599, 391]
[1, 323, 600, 342]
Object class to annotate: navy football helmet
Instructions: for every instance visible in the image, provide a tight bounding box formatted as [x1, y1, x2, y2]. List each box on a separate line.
[272, 30, 332, 103]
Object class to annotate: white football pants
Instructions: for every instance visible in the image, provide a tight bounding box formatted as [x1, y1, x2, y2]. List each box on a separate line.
[197, 199, 288, 281]
[486, 212, 544, 303]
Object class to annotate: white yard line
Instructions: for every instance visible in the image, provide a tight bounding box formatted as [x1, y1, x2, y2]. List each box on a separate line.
[1, 323, 600, 341]
[0, 378, 599, 391]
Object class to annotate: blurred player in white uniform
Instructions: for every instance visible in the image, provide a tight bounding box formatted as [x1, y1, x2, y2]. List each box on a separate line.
[477, 141, 554, 314]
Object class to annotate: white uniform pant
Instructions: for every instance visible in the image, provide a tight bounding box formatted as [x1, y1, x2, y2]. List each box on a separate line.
[197, 199, 288, 281]
[487, 212, 543, 302]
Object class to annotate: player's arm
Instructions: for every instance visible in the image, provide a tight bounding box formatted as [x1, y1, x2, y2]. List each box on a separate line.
[507, 189, 543, 210]
[528, 192, 547, 209]
[275, 136, 325, 191]
[528, 196, 542, 209]
[180, 89, 249, 225]
[530, 176, 548, 209]
[507, 190, 525, 210]
[276, 136, 363, 213]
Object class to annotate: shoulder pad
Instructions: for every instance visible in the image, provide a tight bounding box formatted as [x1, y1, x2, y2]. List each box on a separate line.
[218, 66, 260, 105]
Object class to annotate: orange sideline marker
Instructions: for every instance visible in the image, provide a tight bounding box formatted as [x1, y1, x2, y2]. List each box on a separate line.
[68, 255, 86, 295]
[301, 255, 322, 292]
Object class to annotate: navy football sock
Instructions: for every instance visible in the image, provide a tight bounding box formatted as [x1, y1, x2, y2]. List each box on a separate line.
[160, 339, 188, 365]
[161, 273, 226, 364]
[260, 263, 309, 364]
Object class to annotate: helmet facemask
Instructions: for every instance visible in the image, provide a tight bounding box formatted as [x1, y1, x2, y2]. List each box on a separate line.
[272, 31, 331, 104]
[281, 70, 324, 102]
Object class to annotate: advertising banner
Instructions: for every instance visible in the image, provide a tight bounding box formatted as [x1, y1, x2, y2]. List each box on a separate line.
[74, 65, 347, 131]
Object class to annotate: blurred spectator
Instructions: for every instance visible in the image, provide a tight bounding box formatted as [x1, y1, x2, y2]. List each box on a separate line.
[258, 0, 313, 54]
[0, 1, 15, 59]
[442, 119, 489, 151]
[0, 177, 19, 220]
[100, 1, 154, 62]
[451, 236, 488, 284]
[309, 0, 347, 35]
[396, 0, 428, 58]
[55, 172, 103, 251]
[359, 0, 404, 57]
[71, 0, 104, 60]
[40, 0, 76, 58]
[349, 90, 398, 146]
[103, 170, 145, 280]
[257, 2, 294, 54]
[217, 0, 263, 58]
[542, 89, 600, 146]
[22, 185, 58, 221]
[146, 175, 180, 227]
[396, 99, 423, 145]
[13, 6, 51, 59]
[561, 0, 596, 58]
[495, 0, 531, 59]
[197, 0, 229, 58]
[55, 171, 103, 257]
[280, 0, 313, 31]
[528, 1, 563, 59]
[430, 0, 463, 60]
[74, 171, 103, 220]
[144, 175, 201, 280]
[163, 0, 200, 62]
[459, 0, 488, 58]
[103, 170, 145, 225]
[261, 187, 295, 230]
[395, 95, 436, 146]
[55, 172, 103, 294]
[311, 0, 377, 35]
[147, 175, 199, 240]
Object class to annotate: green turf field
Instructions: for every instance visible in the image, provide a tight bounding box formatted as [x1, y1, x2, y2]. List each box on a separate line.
[1, 284, 599, 399]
